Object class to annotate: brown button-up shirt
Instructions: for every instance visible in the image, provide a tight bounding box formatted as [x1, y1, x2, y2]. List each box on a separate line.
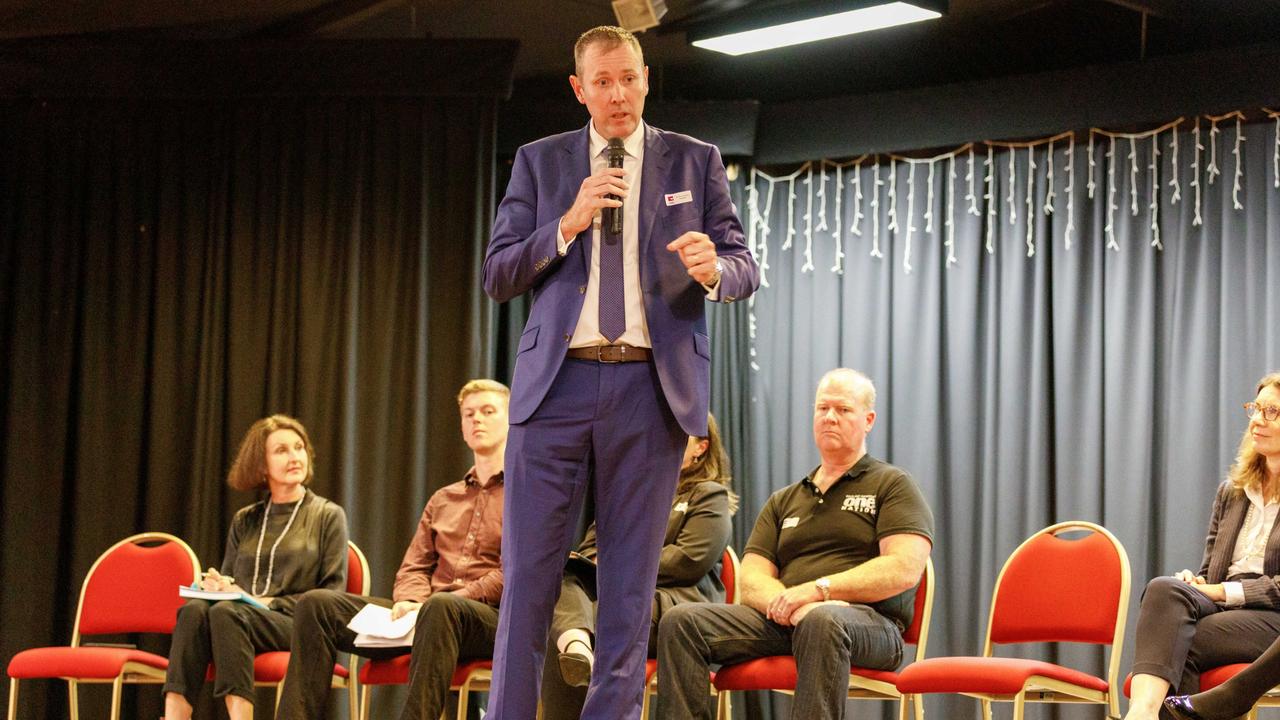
[393, 468, 504, 606]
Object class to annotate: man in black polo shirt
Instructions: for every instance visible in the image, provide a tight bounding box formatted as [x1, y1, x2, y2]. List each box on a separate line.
[655, 368, 933, 720]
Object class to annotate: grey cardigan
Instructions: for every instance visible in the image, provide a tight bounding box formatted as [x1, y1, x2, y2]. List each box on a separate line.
[1200, 479, 1280, 608]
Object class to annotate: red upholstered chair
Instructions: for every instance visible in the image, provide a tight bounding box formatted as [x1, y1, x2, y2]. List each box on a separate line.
[711, 556, 935, 720]
[897, 521, 1131, 720]
[639, 545, 741, 718]
[357, 656, 492, 720]
[243, 540, 371, 718]
[6, 532, 201, 720]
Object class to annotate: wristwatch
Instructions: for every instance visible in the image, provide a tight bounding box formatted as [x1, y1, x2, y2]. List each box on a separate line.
[815, 576, 831, 602]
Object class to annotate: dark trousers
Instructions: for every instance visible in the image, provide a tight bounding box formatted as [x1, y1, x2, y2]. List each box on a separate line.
[275, 589, 499, 720]
[163, 599, 294, 704]
[1131, 576, 1280, 692]
[656, 602, 903, 720]
[487, 360, 686, 720]
[540, 573, 661, 720]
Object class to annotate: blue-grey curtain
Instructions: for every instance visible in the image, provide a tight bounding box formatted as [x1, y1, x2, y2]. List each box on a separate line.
[722, 119, 1280, 719]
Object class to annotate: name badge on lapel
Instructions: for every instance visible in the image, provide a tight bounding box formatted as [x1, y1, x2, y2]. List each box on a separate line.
[664, 190, 693, 206]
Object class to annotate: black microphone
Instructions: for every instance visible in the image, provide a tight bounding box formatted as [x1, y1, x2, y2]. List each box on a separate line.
[606, 137, 626, 239]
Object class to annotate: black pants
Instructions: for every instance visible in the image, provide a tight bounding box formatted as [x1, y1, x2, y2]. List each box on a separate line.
[163, 599, 294, 704]
[1131, 576, 1280, 692]
[539, 573, 661, 720]
[275, 588, 499, 720]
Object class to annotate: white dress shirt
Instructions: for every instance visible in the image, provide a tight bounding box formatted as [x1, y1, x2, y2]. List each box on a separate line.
[1223, 483, 1279, 606]
[560, 122, 651, 349]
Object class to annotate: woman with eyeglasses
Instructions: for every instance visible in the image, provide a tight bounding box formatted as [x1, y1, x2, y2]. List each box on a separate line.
[1123, 373, 1280, 720]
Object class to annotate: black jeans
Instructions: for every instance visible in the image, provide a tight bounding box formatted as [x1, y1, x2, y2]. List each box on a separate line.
[656, 602, 902, 720]
[1131, 576, 1280, 692]
[163, 599, 293, 704]
[275, 588, 499, 720]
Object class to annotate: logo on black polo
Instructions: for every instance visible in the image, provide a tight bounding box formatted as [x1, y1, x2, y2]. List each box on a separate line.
[842, 494, 876, 514]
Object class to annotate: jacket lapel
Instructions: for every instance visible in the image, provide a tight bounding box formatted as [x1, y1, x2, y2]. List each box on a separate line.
[563, 125, 593, 276]
[640, 125, 671, 262]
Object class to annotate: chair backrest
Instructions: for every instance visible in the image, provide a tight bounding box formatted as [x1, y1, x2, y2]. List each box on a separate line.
[72, 532, 201, 644]
[721, 546, 740, 605]
[347, 541, 371, 596]
[985, 521, 1130, 650]
[902, 557, 935, 662]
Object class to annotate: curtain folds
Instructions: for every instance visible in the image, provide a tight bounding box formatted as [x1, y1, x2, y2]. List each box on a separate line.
[0, 95, 496, 718]
[732, 121, 1280, 718]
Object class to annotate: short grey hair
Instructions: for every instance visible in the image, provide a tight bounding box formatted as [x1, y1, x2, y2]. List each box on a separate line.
[816, 368, 876, 411]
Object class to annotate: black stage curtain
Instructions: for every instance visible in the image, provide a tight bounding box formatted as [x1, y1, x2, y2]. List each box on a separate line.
[0, 82, 502, 716]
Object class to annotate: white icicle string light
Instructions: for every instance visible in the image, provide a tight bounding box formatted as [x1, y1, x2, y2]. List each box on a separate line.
[871, 158, 883, 258]
[1232, 114, 1245, 211]
[1044, 139, 1056, 215]
[966, 145, 980, 216]
[904, 160, 916, 274]
[832, 163, 844, 274]
[984, 145, 996, 254]
[783, 171, 798, 250]
[1128, 136, 1139, 216]
[924, 160, 935, 233]
[746, 167, 759, 256]
[1064, 133, 1076, 250]
[1006, 148, 1017, 225]
[1207, 116, 1221, 185]
[887, 158, 899, 235]
[946, 153, 957, 266]
[1169, 127, 1182, 203]
[1192, 118, 1204, 226]
[1271, 110, 1280, 189]
[1106, 135, 1119, 251]
[801, 165, 814, 272]
[1149, 133, 1162, 250]
[1087, 131, 1097, 199]
[1025, 147, 1035, 257]
[852, 162, 864, 237]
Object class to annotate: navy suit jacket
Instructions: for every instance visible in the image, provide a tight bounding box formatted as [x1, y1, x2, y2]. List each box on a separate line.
[484, 123, 759, 436]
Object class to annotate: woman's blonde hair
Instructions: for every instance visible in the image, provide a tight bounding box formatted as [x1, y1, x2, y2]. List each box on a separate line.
[1228, 372, 1280, 493]
[677, 413, 739, 515]
[227, 415, 316, 492]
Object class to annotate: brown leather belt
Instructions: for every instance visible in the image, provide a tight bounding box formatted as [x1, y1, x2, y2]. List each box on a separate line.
[565, 345, 653, 363]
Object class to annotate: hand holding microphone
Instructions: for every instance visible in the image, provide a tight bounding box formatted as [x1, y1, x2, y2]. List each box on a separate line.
[560, 162, 629, 242]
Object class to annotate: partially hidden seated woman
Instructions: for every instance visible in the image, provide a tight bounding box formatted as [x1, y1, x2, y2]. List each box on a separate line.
[1124, 373, 1280, 720]
[163, 415, 349, 720]
[540, 412, 738, 719]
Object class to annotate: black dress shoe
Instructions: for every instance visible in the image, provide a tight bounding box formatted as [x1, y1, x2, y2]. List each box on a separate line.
[1162, 696, 1211, 720]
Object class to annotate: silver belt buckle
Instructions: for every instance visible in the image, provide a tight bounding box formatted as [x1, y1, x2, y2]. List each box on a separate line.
[598, 344, 622, 363]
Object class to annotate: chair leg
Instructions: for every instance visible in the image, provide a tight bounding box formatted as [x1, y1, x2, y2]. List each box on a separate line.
[273, 680, 283, 717]
[1012, 693, 1025, 720]
[914, 692, 924, 720]
[109, 676, 123, 720]
[980, 698, 992, 720]
[68, 679, 79, 720]
[7, 678, 18, 720]
[714, 690, 729, 720]
[359, 685, 371, 720]
[455, 680, 470, 720]
[640, 686, 650, 719]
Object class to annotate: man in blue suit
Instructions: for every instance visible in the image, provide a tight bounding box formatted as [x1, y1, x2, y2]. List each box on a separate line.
[482, 25, 759, 720]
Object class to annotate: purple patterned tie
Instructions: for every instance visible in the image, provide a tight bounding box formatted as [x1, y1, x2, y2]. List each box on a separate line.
[598, 143, 626, 342]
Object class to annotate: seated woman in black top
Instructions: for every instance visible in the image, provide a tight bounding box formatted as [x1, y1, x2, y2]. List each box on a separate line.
[540, 412, 738, 719]
[163, 415, 348, 720]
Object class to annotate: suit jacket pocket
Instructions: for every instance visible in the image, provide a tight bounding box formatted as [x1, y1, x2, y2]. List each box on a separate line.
[693, 331, 711, 360]
[518, 326, 540, 355]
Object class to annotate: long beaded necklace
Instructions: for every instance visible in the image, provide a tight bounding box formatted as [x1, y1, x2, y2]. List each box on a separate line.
[250, 489, 307, 596]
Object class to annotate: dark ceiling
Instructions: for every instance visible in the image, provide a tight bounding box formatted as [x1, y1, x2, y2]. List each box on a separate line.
[3, 0, 1280, 105]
